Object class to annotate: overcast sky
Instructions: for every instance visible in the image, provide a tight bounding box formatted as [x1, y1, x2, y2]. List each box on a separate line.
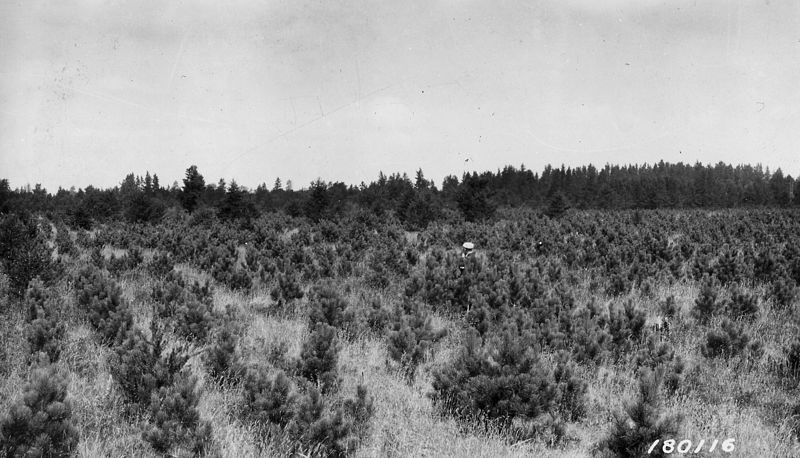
[1, 0, 799, 191]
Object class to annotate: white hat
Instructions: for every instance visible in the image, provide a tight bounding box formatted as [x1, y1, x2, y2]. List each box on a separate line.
[462, 242, 474, 250]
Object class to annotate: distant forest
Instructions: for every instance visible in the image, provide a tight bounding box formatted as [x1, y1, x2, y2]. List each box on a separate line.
[1, 161, 798, 230]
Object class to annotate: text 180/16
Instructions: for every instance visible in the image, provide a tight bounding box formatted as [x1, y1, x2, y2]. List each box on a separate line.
[648, 439, 735, 454]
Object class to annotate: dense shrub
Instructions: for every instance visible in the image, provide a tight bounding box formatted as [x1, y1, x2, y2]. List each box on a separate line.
[241, 365, 374, 455]
[770, 277, 797, 310]
[143, 373, 213, 455]
[634, 335, 685, 394]
[431, 328, 556, 430]
[270, 272, 305, 306]
[204, 319, 243, 384]
[693, 277, 722, 324]
[725, 285, 759, 320]
[297, 323, 340, 393]
[286, 387, 355, 457]
[105, 247, 144, 276]
[605, 300, 647, 355]
[386, 299, 447, 381]
[242, 366, 294, 430]
[0, 213, 56, 298]
[54, 221, 77, 258]
[152, 272, 217, 342]
[701, 319, 754, 359]
[605, 270, 630, 297]
[0, 364, 79, 457]
[147, 251, 175, 278]
[108, 325, 190, 410]
[659, 295, 678, 318]
[307, 284, 348, 329]
[173, 297, 217, 343]
[551, 352, 587, 422]
[74, 266, 133, 344]
[784, 339, 800, 379]
[595, 368, 681, 458]
[365, 298, 390, 334]
[26, 311, 65, 364]
[22, 280, 65, 363]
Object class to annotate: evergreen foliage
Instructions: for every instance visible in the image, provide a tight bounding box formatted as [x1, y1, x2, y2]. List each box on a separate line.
[386, 299, 447, 381]
[544, 192, 570, 219]
[0, 364, 79, 458]
[725, 284, 759, 320]
[204, 319, 243, 384]
[307, 284, 347, 329]
[693, 277, 722, 324]
[74, 266, 133, 344]
[181, 165, 205, 213]
[297, 323, 340, 393]
[701, 318, 754, 359]
[108, 325, 190, 410]
[142, 373, 213, 455]
[770, 277, 797, 310]
[0, 213, 56, 298]
[270, 272, 305, 306]
[25, 283, 65, 363]
[431, 328, 556, 430]
[595, 368, 681, 458]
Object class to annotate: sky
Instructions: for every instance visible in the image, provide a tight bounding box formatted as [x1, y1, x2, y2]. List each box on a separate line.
[1, 0, 799, 191]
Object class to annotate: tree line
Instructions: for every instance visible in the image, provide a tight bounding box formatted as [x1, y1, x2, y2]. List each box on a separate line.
[1, 160, 798, 229]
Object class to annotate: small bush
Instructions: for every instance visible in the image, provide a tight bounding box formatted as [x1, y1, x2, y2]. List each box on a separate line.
[297, 323, 340, 393]
[0, 213, 56, 298]
[605, 270, 630, 297]
[365, 298, 390, 333]
[431, 328, 556, 430]
[595, 368, 681, 458]
[287, 387, 354, 457]
[54, 221, 77, 259]
[22, 280, 65, 363]
[147, 252, 175, 278]
[0, 364, 79, 457]
[26, 314, 65, 364]
[693, 277, 722, 324]
[106, 248, 144, 277]
[270, 272, 305, 306]
[725, 285, 759, 320]
[606, 300, 647, 355]
[770, 277, 797, 310]
[701, 319, 753, 359]
[342, 384, 374, 441]
[242, 366, 294, 429]
[386, 299, 447, 381]
[173, 298, 216, 343]
[552, 351, 587, 422]
[784, 339, 800, 379]
[659, 295, 678, 319]
[143, 372, 213, 455]
[204, 319, 243, 384]
[108, 325, 190, 410]
[74, 266, 133, 344]
[307, 284, 347, 329]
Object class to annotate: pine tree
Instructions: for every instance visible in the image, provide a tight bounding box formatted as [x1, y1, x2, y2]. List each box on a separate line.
[297, 323, 340, 393]
[596, 368, 681, 458]
[544, 191, 570, 219]
[181, 165, 205, 212]
[0, 364, 79, 457]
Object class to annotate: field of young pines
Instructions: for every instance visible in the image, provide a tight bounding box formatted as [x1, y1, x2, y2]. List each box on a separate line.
[2, 207, 800, 457]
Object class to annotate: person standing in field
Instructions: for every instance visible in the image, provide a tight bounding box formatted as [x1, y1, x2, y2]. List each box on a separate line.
[460, 242, 474, 275]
